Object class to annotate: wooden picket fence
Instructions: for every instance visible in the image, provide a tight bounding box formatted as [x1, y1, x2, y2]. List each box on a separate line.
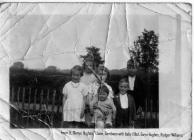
[10, 86, 63, 128]
[10, 86, 158, 128]
[143, 98, 159, 128]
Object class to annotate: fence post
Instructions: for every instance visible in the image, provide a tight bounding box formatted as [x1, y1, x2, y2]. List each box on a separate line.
[40, 89, 44, 111]
[51, 90, 56, 127]
[46, 89, 49, 110]
[16, 87, 21, 127]
[57, 91, 60, 113]
[17, 87, 21, 106]
[33, 89, 37, 112]
[27, 87, 31, 127]
[22, 87, 25, 109]
[39, 89, 44, 127]
[21, 87, 26, 126]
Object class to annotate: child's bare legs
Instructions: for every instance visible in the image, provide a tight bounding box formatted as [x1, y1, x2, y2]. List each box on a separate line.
[96, 120, 104, 128]
[85, 112, 93, 127]
[94, 109, 104, 128]
[84, 104, 93, 127]
[105, 112, 112, 128]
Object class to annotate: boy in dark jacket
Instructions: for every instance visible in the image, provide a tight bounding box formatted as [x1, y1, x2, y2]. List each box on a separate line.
[114, 78, 136, 128]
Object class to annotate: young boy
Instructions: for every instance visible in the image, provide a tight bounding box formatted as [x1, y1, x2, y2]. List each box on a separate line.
[114, 78, 136, 128]
[90, 85, 116, 128]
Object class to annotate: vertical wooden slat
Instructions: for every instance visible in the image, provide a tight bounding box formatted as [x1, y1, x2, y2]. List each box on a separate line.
[33, 89, 37, 111]
[51, 90, 56, 127]
[46, 89, 50, 126]
[38, 89, 44, 128]
[15, 87, 21, 127]
[28, 88, 31, 112]
[22, 87, 25, 109]
[17, 87, 22, 127]
[51, 90, 56, 112]
[21, 87, 25, 126]
[46, 89, 49, 110]
[17, 87, 21, 106]
[52, 90, 56, 111]
[57, 91, 60, 113]
[40, 89, 44, 111]
[27, 87, 31, 127]
[34, 88, 38, 127]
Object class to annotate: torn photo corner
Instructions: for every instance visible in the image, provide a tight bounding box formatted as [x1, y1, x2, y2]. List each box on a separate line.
[0, 2, 192, 140]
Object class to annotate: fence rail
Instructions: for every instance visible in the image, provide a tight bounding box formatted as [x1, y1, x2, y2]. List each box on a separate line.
[10, 86, 158, 128]
[10, 86, 62, 128]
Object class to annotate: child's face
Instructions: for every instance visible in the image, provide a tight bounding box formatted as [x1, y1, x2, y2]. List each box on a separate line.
[98, 70, 107, 82]
[71, 70, 81, 83]
[98, 90, 108, 101]
[119, 82, 129, 95]
[85, 61, 93, 73]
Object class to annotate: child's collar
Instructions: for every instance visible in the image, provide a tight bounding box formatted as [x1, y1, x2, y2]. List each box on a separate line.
[119, 92, 127, 96]
[128, 75, 136, 78]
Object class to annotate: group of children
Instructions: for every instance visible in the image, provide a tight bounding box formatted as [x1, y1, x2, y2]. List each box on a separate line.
[62, 63, 136, 128]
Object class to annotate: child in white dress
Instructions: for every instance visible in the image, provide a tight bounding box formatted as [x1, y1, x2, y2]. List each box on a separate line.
[62, 65, 88, 128]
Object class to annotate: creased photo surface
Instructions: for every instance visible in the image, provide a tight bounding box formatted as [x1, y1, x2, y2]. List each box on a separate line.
[0, 2, 192, 140]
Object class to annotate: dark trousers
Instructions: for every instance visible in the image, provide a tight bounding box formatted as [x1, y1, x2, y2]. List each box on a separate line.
[116, 108, 130, 128]
[62, 121, 87, 128]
